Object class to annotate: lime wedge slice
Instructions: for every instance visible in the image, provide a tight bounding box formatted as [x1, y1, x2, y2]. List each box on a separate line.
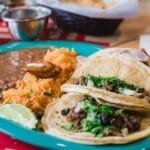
[0, 104, 38, 129]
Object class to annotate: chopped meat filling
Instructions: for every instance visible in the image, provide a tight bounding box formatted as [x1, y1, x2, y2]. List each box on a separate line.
[73, 75, 150, 103]
[61, 96, 141, 137]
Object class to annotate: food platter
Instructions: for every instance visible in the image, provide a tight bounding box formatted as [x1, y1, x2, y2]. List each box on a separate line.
[0, 40, 149, 150]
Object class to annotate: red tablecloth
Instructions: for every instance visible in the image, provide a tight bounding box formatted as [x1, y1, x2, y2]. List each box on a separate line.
[0, 133, 40, 150]
[0, 21, 110, 46]
[0, 20, 110, 150]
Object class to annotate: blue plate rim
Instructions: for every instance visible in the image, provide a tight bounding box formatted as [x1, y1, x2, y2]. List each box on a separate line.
[0, 40, 149, 150]
[0, 40, 102, 53]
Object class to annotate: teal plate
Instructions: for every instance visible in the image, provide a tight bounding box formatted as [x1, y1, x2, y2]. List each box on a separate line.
[0, 40, 149, 150]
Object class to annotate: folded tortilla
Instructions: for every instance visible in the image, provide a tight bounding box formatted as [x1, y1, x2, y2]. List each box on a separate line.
[71, 50, 150, 91]
[61, 48, 150, 110]
[61, 84, 150, 111]
[89, 47, 150, 63]
[42, 93, 150, 144]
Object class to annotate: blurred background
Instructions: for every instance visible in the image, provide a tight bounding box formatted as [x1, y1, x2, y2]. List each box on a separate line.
[0, 0, 149, 48]
[0, 0, 149, 150]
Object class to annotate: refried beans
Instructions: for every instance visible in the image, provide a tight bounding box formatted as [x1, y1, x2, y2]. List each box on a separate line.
[0, 48, 47, 90]
[0, 47, 77, 116]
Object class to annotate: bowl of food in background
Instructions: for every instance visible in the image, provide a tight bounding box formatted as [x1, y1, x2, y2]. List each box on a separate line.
[2, 0, 36, 7]
[37, 0, 138, 36]
[37, 0, 126, 35]
[1, 5, 51, 41]
[50, 8, 123, 36]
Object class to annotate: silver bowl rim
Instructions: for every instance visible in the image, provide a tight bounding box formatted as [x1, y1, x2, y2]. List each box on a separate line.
[1, 5, 52, 22]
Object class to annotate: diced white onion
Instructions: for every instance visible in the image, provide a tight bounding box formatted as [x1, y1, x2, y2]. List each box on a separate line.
[87, 79, 94, 88]
[118, 88, 141, 97]
[74, 102, 84, 113]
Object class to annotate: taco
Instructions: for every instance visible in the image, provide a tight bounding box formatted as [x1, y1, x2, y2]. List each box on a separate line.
[89, 48, 150, 66]
[42, 93, 150, 144]
[61, 48, 150, 111]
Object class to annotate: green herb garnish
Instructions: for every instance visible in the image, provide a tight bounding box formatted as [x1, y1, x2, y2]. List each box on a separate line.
[87, 74, 143, 93]
[91, 126, 103, 135]
[96, 133, 104, 138]
[104, 125, 116, 130]
[77, 98, 125, 136]
[98, 105, 113, 115]
[114, 108, 124, 116]
[61, 97, 128, 137]
[61, 123, 73, 131]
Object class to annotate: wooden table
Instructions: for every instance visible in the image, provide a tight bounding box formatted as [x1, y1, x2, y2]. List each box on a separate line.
[111, 0, 150, 49]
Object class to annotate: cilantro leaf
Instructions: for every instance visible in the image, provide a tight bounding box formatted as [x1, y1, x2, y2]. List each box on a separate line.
[99, 105, 113, 115]
[61, 123, 73, 131]
[114, 108, 124, 116]
[87, 74, 143, 93]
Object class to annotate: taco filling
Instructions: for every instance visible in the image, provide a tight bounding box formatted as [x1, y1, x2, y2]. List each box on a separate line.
[73, 75, 150, 102]
[60, 96, 141, 137]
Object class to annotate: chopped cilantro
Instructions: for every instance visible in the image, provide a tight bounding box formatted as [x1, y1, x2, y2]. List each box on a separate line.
[61, 97, 127, 137]
[96, 133, 104, 138]
[87, 74, 143, 93]
[88, 106, 98, 113]
[82, 118, 101, 132]
[98, 105, 113, 115]
[104, 125, 116, 130]
[61, 123, 73, 131]
[114, 108, 124, 116]
[83, 99, 94, 107]
[91, 126, 103, 134]
[82, 99, 98, 113]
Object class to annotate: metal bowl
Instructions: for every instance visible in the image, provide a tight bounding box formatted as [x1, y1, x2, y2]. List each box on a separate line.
[1, 6, 51, 41]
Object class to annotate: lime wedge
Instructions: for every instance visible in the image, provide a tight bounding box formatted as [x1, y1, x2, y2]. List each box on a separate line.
[0, 104, 38, 129]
